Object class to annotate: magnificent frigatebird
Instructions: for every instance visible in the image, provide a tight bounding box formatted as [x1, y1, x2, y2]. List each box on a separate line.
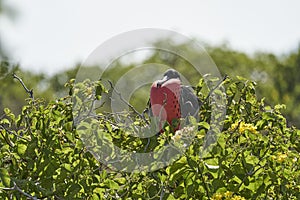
[148, 69, 200, 131]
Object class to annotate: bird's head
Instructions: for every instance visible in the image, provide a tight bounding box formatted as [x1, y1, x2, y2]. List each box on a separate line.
[156, 69, 181, 88]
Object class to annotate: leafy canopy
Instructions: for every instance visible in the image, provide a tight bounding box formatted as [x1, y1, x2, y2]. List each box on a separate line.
[0, 76, 300, 199]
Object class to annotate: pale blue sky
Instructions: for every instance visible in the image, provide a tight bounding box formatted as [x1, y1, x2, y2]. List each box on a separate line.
[1, 0, 300, 75]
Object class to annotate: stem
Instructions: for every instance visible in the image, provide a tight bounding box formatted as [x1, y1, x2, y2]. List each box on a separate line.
[12, 73, 34, 99]
[203, 74, 228, 104]
[107, 80, 149, 124]
[1, 182, 39, 200]
[0, 125, 14, 147]
[198, 160, 210, 197]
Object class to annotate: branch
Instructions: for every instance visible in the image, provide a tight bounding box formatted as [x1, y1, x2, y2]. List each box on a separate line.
[0, 125, 14, 147]
[12, 73, 34, 99]
[159, 185, 165, 200]
[1, 182, 39, 200]
[198, 161, 210, 197]
[204, 74, 228, 103]
[107, 80, 149, 124]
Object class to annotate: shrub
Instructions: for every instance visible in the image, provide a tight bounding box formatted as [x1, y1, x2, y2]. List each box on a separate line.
[0, 76, 299, 199]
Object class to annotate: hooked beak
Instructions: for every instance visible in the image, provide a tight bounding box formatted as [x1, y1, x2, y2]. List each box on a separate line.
[156, 75, 168, 88]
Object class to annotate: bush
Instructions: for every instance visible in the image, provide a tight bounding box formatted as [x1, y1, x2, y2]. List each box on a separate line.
[0, 76, 299, 199]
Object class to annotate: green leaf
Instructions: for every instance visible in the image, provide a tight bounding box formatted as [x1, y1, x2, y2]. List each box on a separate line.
[67, 183, 82, 196]
[148, 184, 158, 198]
[17, 143, 27, 155]
[62, 147, 74, 155]
[199, 121, 210, 130]
[0, 168, 11, 187]
[95, 84, 103, 97]
[157, 173, 167, 182]
[115, 177, 126, 184]
[186, 183, 195, 197]
[212, 179, 225, 191]
[90, 193, 100, 200]
[104, 180, 119, 190]
[4, 108, 11, 116]
[62, 163, 72, 172]
[170, 167, 188, 183]
[166, 193, 177, 200]
[217, 134, 226, 149]
[236, 76, 248, 81]
[187, 157, 198, 169]
[0, 118, 10, 126]
[167, 158, 187, 176]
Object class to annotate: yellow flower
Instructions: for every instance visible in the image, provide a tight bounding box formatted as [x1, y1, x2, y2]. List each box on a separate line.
[211, 191, 245, 200]
[276, 153, 288, 163]
[240, 122, 258, 134]
[230, 196, 245, 200]
[171, 133, 182, 142]
[231, 121, 258, 134]
[211, 193, 223, 200]
[230, 122, 239, 131]
[224, 191, 233, 198]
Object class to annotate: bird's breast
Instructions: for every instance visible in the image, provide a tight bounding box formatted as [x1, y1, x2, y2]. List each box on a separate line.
[150, 79, 181, 129]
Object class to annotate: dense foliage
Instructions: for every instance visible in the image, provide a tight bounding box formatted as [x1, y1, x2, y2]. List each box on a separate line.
[1, 42, 300, 128]
[1, 76, 299, 199]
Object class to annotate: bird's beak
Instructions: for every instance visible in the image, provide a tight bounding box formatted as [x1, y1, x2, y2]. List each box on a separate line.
[156, 75, 168, 88]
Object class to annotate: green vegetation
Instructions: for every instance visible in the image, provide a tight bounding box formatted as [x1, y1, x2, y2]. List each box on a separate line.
[1, 41, 300, 127]
[208, 44, 300, 128]
[1, 2, 300, 199]
[1, 74, 300, 199]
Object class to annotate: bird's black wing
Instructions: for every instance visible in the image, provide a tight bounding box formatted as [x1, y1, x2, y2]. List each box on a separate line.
[180, 86, 200, 118]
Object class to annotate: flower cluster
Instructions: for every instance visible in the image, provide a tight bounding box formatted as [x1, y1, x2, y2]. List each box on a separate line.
[171, 126, 196, 148]
[172, 126, 195, 141]
[211, 193, 222, 200]
[230, 121, 258, 134]
[272, 152, 288, 163]
[211, 191, 245, 200]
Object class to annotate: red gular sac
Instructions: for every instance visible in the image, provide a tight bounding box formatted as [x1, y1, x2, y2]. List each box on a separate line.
[150, 78, 181, 132]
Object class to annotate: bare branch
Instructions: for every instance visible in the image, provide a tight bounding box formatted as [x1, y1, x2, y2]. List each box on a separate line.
[204, 74, 228, 104]
[1, 182, 39, 200]
[12, 73, 34, 99]
[107, 80, 149, 124]
[0, 125, 14, 147]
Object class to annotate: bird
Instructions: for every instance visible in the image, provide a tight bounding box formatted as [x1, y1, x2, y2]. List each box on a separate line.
[149, 69, 200, 132]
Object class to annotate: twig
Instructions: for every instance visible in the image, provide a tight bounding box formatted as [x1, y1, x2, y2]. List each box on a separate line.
[1, 182, 39, 200]
[204, 74, 228, 104]
[198, 161, 210, 197]
[159, 185, 165, 200]
[0, 113, 6, 120]
[107, 80, 149, 124]
[12, 73, 34, 99]
[0, 125, 14, 147]
[0, 124, 29, 141]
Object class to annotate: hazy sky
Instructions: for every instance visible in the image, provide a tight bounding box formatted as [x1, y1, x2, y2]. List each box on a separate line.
[1, 0, 300, 75]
